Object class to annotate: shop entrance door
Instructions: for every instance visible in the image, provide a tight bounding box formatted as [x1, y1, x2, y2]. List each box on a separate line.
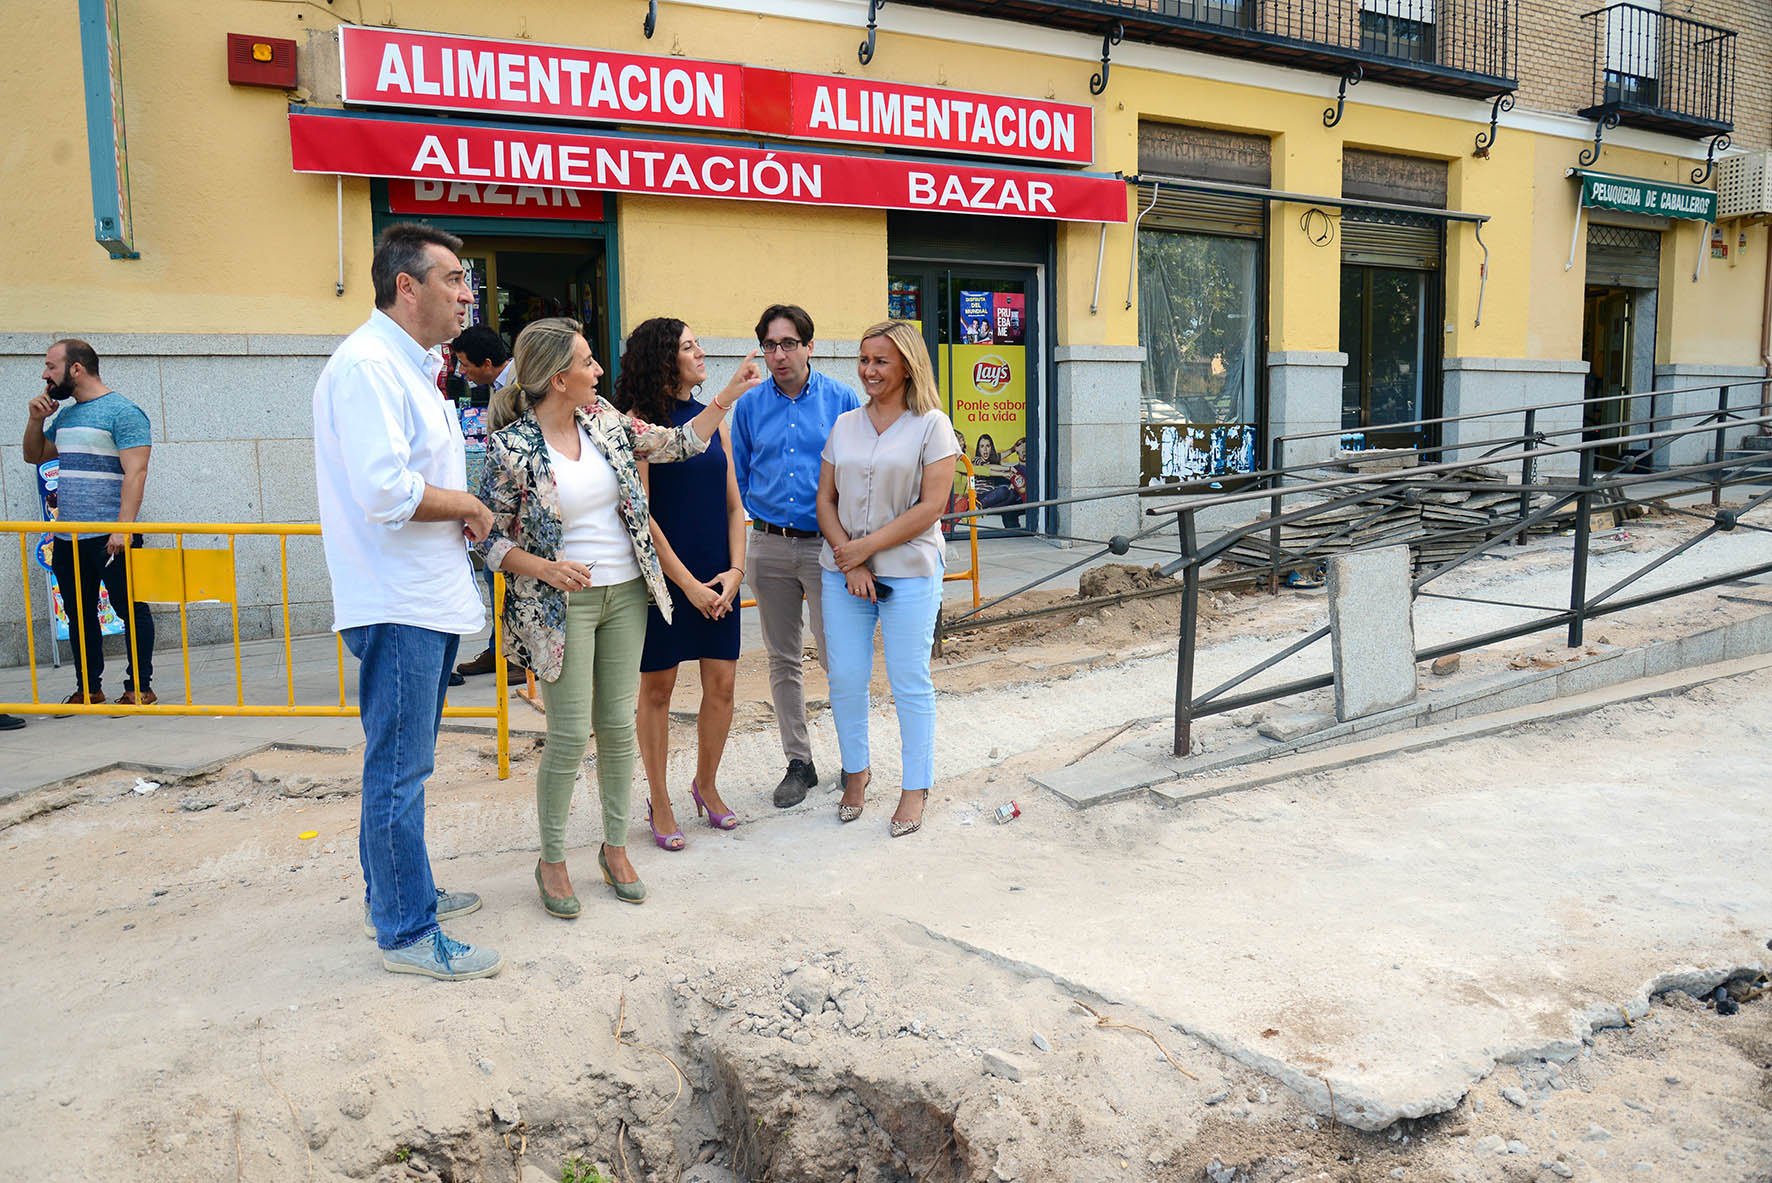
[456, 236, 612, 365]
[886, 264, 1039, 534]
[1581, 287, 1633, 465]
[1340, 264, 1432, 447]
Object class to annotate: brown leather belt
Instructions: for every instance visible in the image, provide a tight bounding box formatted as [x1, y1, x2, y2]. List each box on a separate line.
[751, 520, 820, 540]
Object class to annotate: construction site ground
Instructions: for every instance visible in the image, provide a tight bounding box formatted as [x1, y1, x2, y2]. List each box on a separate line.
[2, 505, 1769, 1182]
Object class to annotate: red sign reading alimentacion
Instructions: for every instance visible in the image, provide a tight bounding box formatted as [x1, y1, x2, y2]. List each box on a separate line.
[288, 111, 1127, 222]
[338, 26, 1094, 167]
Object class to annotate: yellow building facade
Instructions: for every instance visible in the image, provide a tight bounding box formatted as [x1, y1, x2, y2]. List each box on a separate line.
[2, 0, 1768, 655]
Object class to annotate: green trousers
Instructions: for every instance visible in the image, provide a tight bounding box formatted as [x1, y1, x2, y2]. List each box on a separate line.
[535, 578, 649, 863]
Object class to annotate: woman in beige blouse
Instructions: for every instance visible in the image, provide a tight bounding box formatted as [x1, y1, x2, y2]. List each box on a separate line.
[815, 320, 958, 838]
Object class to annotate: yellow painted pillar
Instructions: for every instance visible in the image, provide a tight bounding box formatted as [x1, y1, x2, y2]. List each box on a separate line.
[1266, 128, 1347, 464]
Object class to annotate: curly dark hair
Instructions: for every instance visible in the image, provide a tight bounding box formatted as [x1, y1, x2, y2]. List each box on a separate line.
[611, 317, 690, 426]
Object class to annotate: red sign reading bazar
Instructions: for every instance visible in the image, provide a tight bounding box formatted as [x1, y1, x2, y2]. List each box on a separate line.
[289, 112, 1127, 222]
[338, 26, 1094, 167]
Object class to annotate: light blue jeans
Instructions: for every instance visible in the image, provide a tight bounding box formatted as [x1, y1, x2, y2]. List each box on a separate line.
[820, 569, 941, 791]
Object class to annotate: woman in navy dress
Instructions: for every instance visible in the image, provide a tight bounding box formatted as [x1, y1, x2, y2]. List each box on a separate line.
[613, 318, 747, 850]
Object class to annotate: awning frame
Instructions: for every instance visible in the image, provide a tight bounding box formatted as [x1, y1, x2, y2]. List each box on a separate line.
[1563, 166, 1718, 281]
[1130, 173, 1496, 326]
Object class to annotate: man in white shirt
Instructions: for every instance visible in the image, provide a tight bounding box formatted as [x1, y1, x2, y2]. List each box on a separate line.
[313, 223, 501, 981]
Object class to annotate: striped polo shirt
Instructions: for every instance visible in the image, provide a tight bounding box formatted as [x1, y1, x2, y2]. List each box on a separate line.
[45, 391, 152, 540]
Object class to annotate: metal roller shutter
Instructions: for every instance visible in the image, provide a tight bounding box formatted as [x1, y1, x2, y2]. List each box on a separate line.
[1585, 223, 1662, 288]
[1340, 210, 1441, 269]
[1135, 183, 1264, 238]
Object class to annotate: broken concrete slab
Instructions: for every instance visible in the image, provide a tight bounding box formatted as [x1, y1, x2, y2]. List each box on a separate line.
[1327, 546, 1418, 723]
[1029, 749, 1176, 807]
[1257, 711, 1336, 742]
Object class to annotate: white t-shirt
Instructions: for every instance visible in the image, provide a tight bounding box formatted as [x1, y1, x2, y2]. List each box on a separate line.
[550, 425, 641, 585]
[313, 310, 485, 635]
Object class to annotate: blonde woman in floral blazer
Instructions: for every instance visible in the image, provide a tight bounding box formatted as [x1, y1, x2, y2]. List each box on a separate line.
[476, 318, 761, 917]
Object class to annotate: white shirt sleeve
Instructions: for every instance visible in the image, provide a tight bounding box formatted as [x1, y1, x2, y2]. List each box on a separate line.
[328, 358, 427, 526]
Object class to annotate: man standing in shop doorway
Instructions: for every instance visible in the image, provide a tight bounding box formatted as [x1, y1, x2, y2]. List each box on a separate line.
[730, 304, 861, 807]
[448, 324, 524, 683]
[313, 222, 500, 982]
[24, 339, 156, 714]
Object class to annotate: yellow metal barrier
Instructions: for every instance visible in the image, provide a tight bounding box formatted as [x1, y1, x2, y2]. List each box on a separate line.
[733, 452, 984, 612]
[0, 521, 512, 780]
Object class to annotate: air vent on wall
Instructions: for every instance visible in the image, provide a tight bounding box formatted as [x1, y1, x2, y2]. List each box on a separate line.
[1717, 150, 1772, 220]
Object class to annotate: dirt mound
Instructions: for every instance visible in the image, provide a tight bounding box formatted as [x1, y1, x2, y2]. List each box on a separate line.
[1077, 562, 1173, 598]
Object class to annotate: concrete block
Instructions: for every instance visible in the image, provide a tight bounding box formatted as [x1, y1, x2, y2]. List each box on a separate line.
[0, 444, 51, 524]
[1258, 710, 1336, 741]
[157, 355, 326, 443]
[1452, 677, 1554, 719]
[1056, 422, 1139, 490]
[245, 333, 346, 356]
[258, 439, 321, 523]
[1723, 611, 1772, 660]
[1054, 348, 1141, 426]
[1640, 640, 1682, 678]
[136, 440, 263, 525]
[67, 332, 251, 357]
[1554, 649, 1643, 699]
[1676, 627, 1727, 669]
[981, 1048, 1027, 1081]
[1029, 749, 1177, 808]
[1326, 546, 1417, 722]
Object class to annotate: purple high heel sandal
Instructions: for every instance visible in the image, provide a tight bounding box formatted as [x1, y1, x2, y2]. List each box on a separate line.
[692, 778, 739, 830]
[647, 803, 686, 852]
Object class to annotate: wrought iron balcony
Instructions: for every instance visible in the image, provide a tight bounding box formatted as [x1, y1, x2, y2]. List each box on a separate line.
[1577, 3, 1734, 137]
[889, 0, 1517, 99]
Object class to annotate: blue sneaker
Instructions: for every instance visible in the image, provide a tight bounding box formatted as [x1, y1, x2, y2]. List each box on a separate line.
[381, 930, 502, 981]
[363, 887, 481, 938]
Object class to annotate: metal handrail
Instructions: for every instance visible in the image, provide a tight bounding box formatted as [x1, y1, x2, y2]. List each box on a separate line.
[1270, 376, 1764, 455]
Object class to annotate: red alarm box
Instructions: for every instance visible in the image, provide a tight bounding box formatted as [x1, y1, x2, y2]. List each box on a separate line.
[227, 33, 298, 89]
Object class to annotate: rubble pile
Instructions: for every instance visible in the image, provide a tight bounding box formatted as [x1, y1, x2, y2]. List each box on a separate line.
[1224, 462, 1566, 575]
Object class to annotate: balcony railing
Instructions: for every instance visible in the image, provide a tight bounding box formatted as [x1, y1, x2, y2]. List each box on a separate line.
[891, 0, 1517, 98]
[1578, 3, 1734, 137]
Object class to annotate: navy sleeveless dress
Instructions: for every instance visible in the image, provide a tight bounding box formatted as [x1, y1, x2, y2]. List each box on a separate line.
[640, 397, 742, 672]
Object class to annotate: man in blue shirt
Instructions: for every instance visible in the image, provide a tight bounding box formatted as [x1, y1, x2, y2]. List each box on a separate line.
[24, 339, 156, 712]
[731, 304, 861, 807]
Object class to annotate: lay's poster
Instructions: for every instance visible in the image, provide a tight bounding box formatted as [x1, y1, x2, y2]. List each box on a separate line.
[945, 343, 1029, 524]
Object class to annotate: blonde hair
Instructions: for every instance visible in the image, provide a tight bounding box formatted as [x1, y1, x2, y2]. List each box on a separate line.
[859, 320, 940, 416]
[490, 317, 584, 432]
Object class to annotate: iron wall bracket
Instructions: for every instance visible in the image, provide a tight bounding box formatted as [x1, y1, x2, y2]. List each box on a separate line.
[1090, 22, 1124, 96]
[1473, 93, 1515, 157]
[859, 0, 885, 66]
[1691, 133, 1730, 186]
[1323, 66, 1363, 129]
[1578, 112, 1620, 168]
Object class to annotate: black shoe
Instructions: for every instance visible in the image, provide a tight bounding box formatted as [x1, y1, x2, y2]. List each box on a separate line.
[0, 714, 23, 731]
[772, 758, 819, 808]
[448, 672, 467, 687]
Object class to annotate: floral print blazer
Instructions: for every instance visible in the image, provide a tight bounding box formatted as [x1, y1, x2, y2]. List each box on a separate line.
[476, 400, 707, 683]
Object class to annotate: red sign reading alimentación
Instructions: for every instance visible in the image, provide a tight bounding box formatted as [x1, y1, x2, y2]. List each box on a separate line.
[290, 111, 1127, 222]
[337, 26, 1095, 167]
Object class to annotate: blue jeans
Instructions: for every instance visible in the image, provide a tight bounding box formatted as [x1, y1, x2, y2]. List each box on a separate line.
[820, 569, 941, 792]
[341, 623, 460, 950]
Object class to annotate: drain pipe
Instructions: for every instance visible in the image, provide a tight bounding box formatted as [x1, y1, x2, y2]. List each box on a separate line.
[1090, 222, 1106, 315]
[335, 175, 345, 297]
[1761, 225, 1771, 419]
[1127, 182, 1160, 310]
